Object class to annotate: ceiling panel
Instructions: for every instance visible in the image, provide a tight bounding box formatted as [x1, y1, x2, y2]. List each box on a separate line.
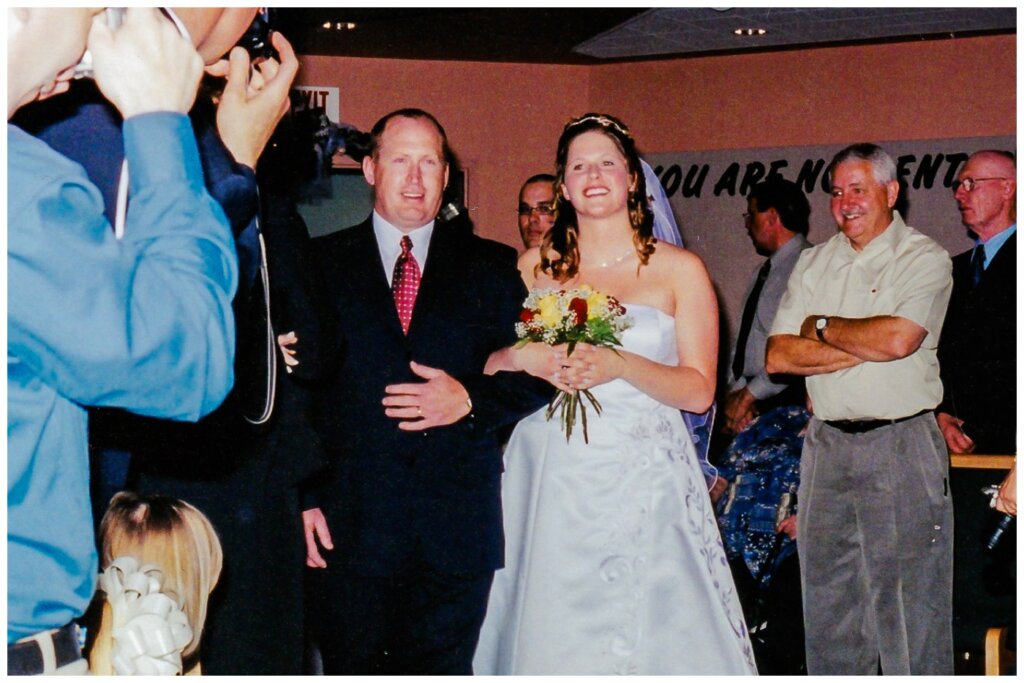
[276, 8, 1016, 65]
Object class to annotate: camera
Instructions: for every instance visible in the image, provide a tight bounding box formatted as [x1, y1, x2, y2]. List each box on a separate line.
[981, 485, 1015, 551]
[237, 8, 278, 63]
[72, 8, 126, 80]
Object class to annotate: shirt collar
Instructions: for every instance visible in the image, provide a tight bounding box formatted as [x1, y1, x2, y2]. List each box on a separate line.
[977, 223, 1015, 269]
[373, 210, 434, 273]
[840, 210, 905, 258]
[769, 232, 807, 265]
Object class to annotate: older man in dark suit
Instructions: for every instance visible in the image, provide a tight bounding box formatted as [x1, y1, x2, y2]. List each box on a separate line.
[936, 149, 1016, 669]
[936, 150, 1016, 456]
[302, 108, 550, 675]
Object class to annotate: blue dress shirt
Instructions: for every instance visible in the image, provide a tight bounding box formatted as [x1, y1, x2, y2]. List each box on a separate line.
[7, 114, 237, 643]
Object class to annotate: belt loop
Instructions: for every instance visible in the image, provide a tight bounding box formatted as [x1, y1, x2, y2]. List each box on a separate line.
[33, 630, 57, 674]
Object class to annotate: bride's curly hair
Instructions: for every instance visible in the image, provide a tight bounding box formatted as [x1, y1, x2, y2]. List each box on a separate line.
[539, 113, 656, 283]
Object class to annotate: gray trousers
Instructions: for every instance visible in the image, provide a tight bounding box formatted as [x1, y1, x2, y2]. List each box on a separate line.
[797, 414, 953, 675]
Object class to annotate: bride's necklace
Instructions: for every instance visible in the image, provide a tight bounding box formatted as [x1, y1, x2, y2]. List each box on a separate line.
[591, 247, 635, 269]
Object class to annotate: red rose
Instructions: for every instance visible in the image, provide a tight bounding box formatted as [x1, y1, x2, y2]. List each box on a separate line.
[568, 297, 588, 327]
[519, 309, 535, 324]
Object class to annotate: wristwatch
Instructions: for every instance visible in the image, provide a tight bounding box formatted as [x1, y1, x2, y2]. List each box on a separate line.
[815, 316, 829, 341]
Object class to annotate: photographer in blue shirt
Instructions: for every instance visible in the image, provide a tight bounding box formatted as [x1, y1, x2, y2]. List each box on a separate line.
[7, 8, 237, 674]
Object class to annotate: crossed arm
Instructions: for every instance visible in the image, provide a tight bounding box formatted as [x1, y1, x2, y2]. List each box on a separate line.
[766, 314, 926, 377]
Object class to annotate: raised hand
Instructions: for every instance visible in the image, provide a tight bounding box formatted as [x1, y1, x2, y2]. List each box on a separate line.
[207, 32, 299, 167]
[88, 8, 204, 118]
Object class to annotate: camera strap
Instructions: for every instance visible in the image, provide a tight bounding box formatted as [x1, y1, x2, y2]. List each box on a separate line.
[114, 159, 128, 239]
[242, 227, 277, 425]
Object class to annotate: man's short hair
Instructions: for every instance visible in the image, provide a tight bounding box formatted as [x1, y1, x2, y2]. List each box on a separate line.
[828, 142, 897, 185]
[522, 173, 556, 190]
[748, 177, 811, 236]
[368, 108, 452, 164]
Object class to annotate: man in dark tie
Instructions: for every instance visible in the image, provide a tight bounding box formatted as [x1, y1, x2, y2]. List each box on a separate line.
[721, 177, 813, 437]
[713, 178, 812, 673]
[935, 150, 1016, 669]
[936, 150, 1016, 456]
[302, 108, 551, 675]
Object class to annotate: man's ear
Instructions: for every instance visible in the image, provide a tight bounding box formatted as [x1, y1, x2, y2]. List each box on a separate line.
[885, 180, 899, 209]
[443, 164, 450, 190]
[361, 155, 376, 187]
[1001, 178, 1016, 201]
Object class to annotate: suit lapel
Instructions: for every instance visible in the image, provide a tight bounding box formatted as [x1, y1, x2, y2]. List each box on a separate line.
[343, 221, 406, 339]
[985, 231, 1016, 284]
[407, 224, 462, 341]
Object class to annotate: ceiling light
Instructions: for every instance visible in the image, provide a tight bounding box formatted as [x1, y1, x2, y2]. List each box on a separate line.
[322, 21, 357, 31]
[733, 28, 767, 36]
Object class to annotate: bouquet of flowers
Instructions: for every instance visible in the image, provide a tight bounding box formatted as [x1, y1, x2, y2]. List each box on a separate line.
[516, 286, 632, 443]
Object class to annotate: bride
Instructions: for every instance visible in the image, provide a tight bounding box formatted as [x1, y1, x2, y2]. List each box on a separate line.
[474, 113, 756, 675]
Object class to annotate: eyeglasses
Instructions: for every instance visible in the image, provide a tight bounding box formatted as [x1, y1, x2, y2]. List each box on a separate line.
[952, 177, 1008, 193]
[517, 203, 554, 217]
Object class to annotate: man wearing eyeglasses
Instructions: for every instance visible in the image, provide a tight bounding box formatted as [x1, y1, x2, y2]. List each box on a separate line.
[516, 173, 556, 250]
[936, 150, 1016, 456]
[936, 150, 1016, 672]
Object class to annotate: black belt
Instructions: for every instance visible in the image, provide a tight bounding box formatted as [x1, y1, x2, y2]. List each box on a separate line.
[8, 622, 82, 676]
[823, 409, 930, 434]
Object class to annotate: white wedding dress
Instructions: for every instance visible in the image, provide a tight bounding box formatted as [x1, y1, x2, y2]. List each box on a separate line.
[474, 304, 757, 675]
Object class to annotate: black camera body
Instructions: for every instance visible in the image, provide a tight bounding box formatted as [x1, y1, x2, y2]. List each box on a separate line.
[238, 8, 277, 62]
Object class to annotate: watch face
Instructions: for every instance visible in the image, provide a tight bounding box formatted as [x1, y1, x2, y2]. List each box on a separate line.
[816, 318, 827, 329]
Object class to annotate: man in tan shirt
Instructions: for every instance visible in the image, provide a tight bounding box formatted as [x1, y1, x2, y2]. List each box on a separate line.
[767, 143, 953, 675]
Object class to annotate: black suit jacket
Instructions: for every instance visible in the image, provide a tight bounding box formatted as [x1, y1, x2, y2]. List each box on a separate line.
[938, 231, 1016, 454]
[307, 218, 551, 576]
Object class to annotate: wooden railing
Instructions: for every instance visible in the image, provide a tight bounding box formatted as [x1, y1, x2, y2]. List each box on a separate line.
[950, 454, 1015, 470]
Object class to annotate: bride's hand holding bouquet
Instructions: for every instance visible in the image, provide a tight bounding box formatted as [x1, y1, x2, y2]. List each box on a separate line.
[515, 286, 631, 443]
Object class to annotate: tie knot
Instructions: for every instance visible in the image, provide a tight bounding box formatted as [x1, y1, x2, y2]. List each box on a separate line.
[401, 235, 414, 255]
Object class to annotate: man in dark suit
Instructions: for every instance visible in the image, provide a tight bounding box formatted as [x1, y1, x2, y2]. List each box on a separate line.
[936, 149, 1016, 456]
[302, 109, 551, 675]
[936, 150, 1016, 669]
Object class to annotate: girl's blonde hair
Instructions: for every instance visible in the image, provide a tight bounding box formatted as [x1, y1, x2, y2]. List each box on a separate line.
[88, 491, 223, 675]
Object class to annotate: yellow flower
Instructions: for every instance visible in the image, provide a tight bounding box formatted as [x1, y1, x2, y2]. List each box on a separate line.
[585, 291, 609, 320]
[537, 294, 562, 328]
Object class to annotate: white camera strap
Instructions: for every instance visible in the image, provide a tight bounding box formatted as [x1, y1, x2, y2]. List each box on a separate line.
[244, 228, 278, 425]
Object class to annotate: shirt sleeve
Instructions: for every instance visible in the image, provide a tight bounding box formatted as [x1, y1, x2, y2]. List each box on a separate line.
[8, 113, 238, 422]
[769, 250, 811, 337]
[890, 243, 953, 346]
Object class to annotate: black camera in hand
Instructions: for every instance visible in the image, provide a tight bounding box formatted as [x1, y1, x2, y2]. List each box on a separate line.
[982, 485, 1015, 551]
[237, 8, 277, 63]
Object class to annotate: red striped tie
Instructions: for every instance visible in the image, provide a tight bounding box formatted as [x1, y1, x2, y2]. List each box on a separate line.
[392, 235, 421, 334]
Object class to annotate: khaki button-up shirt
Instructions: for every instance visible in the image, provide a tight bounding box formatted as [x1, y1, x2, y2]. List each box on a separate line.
[770, 212, 952, 421]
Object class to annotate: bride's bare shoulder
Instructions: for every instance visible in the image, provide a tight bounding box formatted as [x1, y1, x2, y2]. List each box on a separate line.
[650, 240, 709, 278]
